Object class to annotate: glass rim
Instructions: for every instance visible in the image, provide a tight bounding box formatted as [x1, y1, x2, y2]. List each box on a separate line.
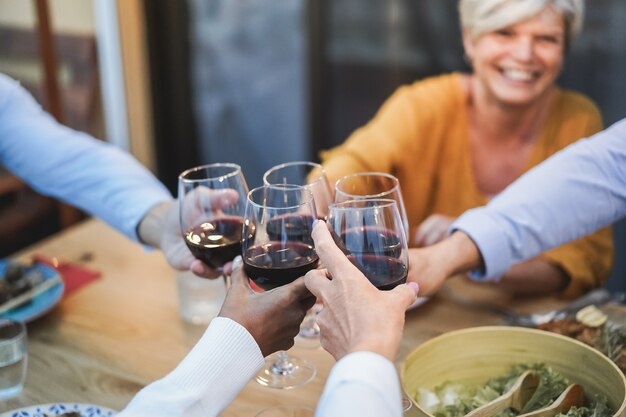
[328, 198, 398, 212]
[334, 172, 401, 199]
[0, 319, 26, 346]
[247, 184, 315, 210]
[263, 161, 327, 185]
[179, 163, 243, 183]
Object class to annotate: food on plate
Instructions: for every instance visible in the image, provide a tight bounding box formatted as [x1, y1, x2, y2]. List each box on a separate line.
[415, 363, 612, 417]
[537, 317, 626, 374]
[0, 260, 44, 305]
[575, 305, 608, 327]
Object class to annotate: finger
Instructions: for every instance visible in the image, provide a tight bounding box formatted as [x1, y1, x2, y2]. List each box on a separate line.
[304, 269, 331, 300]
[190, 259, 223, 279]
[279, 276, 312, 301]
[200, 188, 240, 209]
[311, 221, 363, 282]
[389, 281, 419, 310]
[228, 256, 252, 293]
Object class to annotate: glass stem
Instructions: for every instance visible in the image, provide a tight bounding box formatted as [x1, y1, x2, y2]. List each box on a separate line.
[270, 351, 295, 376]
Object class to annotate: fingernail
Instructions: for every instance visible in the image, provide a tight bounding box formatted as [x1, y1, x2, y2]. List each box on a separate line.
[232, 255, 243, 271]
[312, 219, 326, 228]
[407, 282, 420, 295]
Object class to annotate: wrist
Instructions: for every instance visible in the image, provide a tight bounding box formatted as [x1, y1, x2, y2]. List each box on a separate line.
[437, 231, 483, 277]
[137, 200, 172, 248]
[349, 340, 398, 362]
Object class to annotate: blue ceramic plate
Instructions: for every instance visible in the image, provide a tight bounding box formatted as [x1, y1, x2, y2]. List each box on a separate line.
[0, 260, 64, 322]
[0, 403, 116, 417]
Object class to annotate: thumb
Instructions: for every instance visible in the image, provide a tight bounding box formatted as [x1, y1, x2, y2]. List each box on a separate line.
[389, 281, 419, 310]
[228, 256, 251, 293]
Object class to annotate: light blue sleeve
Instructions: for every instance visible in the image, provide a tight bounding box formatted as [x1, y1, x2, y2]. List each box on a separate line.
[453, 118, 626, 280]
[316, 352, 402, 417]
[0, 74, 172, 241]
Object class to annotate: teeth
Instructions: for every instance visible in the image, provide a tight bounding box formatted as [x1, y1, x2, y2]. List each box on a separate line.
[503, 68, 534, 81]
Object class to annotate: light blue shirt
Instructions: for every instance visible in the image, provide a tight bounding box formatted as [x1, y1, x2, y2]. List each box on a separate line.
[0, 74, 172, 241]
[454, 118, 626, 280]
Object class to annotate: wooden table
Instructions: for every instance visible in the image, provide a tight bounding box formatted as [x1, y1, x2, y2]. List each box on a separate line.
[0, 219, 572, 415]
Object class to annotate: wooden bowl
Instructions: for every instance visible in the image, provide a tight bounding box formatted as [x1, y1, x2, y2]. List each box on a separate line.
[401, 326, 626, 417]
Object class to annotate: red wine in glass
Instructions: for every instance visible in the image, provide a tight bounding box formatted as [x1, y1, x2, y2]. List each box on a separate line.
[341, 226, 403, 258]
[266, 214, 316, 245]
[328, 199, 409, 291]
[244, 241, 319, 290]
[184, 216, 246, 270]
[348, 254, 407, 290]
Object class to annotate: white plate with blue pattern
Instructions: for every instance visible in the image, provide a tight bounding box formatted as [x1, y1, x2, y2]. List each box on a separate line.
[0, 403, 116, 417]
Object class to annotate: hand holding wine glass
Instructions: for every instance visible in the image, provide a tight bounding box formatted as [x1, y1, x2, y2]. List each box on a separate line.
[218, 257, 314, 357]
[178, 163, 249, 280]
[304, 220, 419, 361]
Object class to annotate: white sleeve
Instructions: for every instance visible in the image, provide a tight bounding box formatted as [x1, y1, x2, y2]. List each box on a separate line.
[117, 317, 264, 417]
[315, 352, 402, 417]
[0, 74, 172, 241]
[453, 118, 626, 280]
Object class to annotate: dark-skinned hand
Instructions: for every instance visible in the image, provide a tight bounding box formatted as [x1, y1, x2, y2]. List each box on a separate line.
[218, 256, 315, 357]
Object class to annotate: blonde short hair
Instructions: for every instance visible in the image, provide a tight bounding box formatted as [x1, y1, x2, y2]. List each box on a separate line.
[459, 0, 584, 47]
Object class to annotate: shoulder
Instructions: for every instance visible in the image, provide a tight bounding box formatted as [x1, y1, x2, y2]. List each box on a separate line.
[546, 88, 603, 148]
[382, 73, 463, 121]
[556, 89, 602, 123]
[396, 73, 462, 103]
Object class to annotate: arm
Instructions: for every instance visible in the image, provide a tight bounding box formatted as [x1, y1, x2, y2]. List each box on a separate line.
[408, 118, 626, 294]
[305, 222, 419, 417]
[0, 74, 172, 241]
[117, 259, 313, 417]
[320, 86, 419, 188]
[454, 118, 626, 280]
[413, 215, 570, 295]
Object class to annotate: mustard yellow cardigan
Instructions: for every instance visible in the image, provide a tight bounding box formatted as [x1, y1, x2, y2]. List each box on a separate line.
[321, 73, 613, 298]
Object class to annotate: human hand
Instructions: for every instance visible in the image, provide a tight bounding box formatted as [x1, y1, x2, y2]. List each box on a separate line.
[407, 231, 483, 296]
[219, 257, 315, 357]
[304, 221, 419, 361]
[160, 188, 240, 278]
[414, 214, 455, 247]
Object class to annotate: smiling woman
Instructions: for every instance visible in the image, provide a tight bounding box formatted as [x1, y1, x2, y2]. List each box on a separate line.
[319, 0, 614, 299]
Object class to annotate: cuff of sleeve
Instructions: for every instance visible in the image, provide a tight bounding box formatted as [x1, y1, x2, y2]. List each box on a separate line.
[167, 317, 264, 395]
[452, 209, 512, 281]
[320, 352, 401, 412]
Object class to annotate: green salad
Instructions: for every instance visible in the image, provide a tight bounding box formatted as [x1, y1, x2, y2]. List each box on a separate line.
[415, 363, 613, 417]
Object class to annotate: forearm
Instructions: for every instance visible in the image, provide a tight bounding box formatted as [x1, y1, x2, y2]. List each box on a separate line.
[495, 258, 568, 295]
[118, 317, 264, 417]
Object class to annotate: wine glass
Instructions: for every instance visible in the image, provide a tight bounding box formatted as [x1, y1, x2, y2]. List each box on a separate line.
[334, 172, 410, 237]
[327, 199, 409, 290]
[178, 163, 249, 287]
[263, 161, 332, 219]
[242, 184, 318, 389]
[263, 161, 331, 343]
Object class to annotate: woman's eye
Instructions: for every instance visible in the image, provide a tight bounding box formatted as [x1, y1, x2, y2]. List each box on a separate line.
[495, 29, 513, 37]
[538, 35, 560, 44]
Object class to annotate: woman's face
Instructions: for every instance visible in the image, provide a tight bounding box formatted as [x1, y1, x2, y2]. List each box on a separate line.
[464, 7, 566, 107]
